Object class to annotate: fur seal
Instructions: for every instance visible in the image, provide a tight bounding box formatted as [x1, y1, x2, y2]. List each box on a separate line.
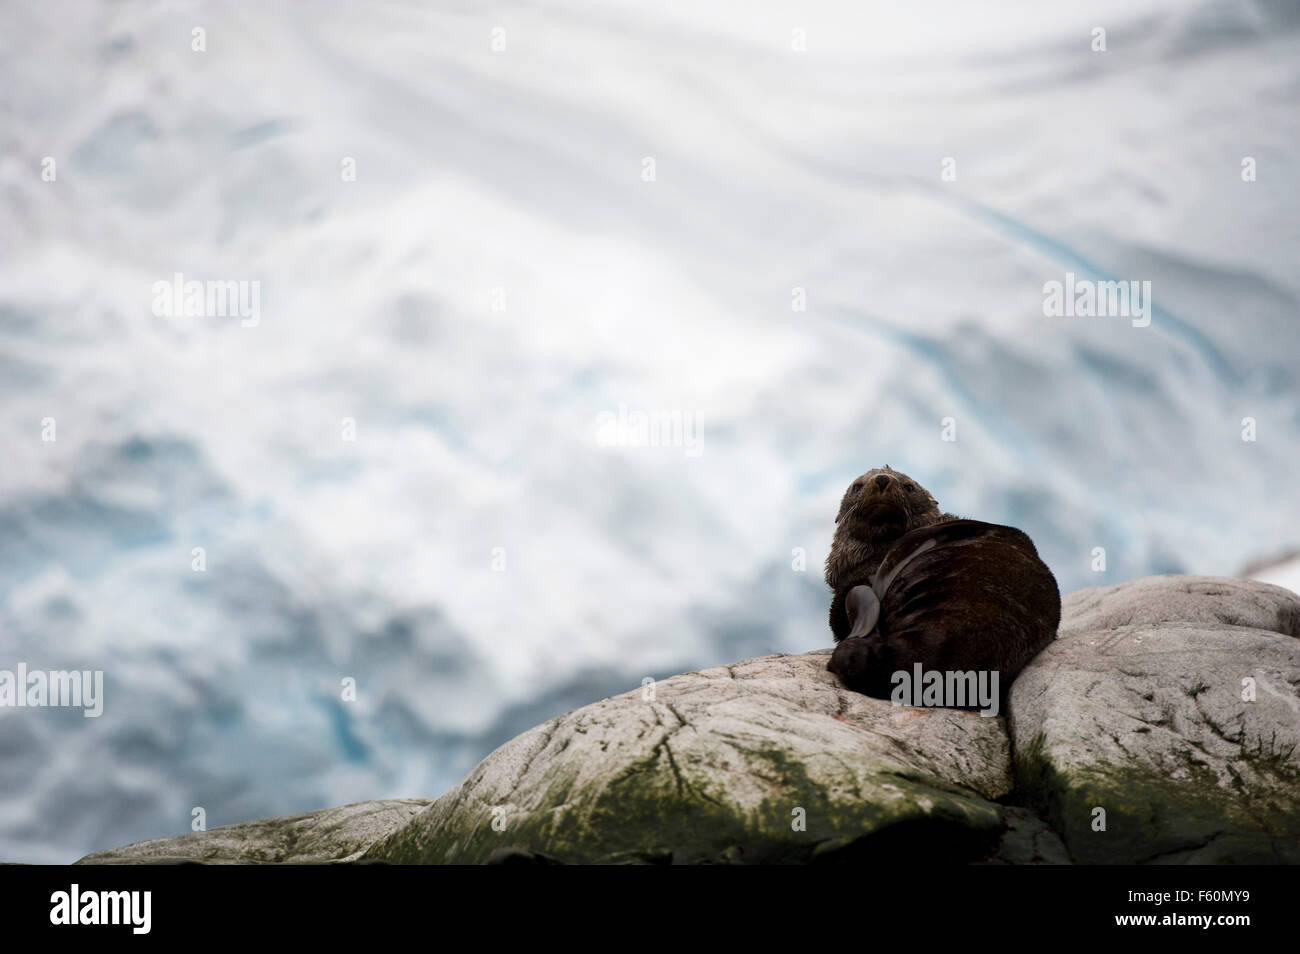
[824, 467, 1060, 703]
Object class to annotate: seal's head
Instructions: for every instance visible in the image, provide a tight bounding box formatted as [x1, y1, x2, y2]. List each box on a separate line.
[825, 466, 944, 588]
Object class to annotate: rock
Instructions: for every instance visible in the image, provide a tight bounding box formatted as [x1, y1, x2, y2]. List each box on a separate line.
[986, 806, 1071, 865]
[1059, 575, 1300, 639]
[75, 799, 431, 865]
[364, 651, 1013, 864]
[75, 575, 1300, 865]
[1010, 576, 1300, 863]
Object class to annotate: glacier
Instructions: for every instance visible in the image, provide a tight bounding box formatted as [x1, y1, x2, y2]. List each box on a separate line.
[0, 0, 1298, 862]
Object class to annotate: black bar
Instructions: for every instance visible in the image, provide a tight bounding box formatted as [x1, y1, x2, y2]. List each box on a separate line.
[0, 864, 1287, 941]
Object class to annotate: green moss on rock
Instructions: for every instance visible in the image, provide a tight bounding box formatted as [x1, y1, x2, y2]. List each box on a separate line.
[368, 740, 1003, 865]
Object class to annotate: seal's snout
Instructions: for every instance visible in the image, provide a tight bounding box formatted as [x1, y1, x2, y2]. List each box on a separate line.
[873, 474, 892, 491]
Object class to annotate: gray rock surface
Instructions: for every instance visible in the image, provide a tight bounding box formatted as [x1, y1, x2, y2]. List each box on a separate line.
[365, 651, 1013, 864]
[73, 575, 1300, 864]
[76, 799, 430, 864]
[1011, 576, 1300, 863]
[1059, 575, 1300, 639]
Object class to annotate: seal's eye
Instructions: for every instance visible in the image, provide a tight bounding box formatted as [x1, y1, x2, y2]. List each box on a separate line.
[851, 482, 862, 493]
[903, 482, 915, 492]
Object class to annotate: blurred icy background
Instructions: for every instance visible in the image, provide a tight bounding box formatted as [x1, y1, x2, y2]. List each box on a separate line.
[1, 0, 1298, 862]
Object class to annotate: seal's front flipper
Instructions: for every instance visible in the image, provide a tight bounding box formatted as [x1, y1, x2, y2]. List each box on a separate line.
[827, 635, 893, 698]
[844, 584, 880, 640]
